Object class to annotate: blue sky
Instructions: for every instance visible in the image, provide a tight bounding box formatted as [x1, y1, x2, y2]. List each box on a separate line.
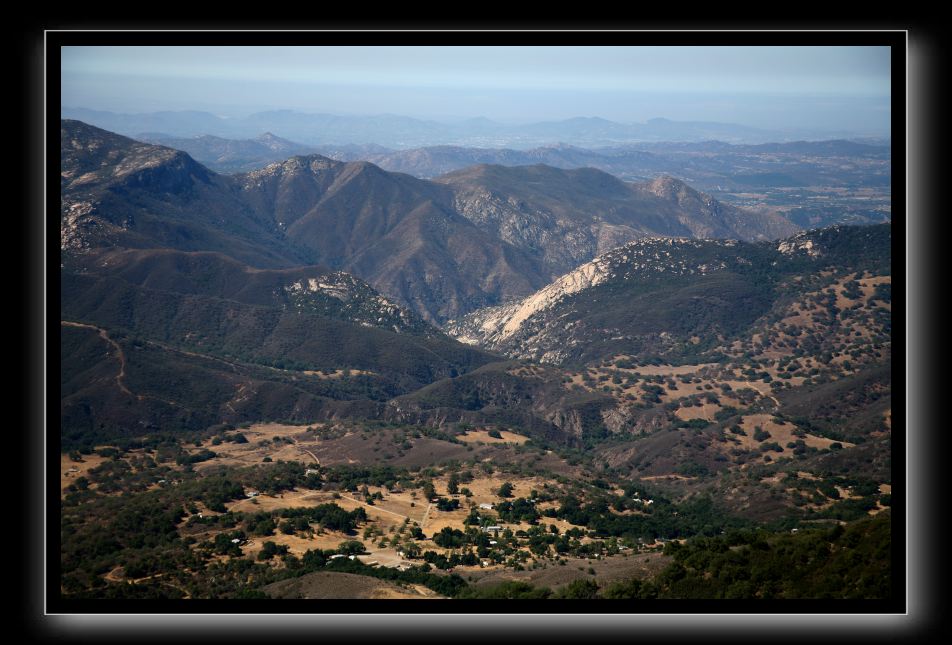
[61, 45, 892, 134]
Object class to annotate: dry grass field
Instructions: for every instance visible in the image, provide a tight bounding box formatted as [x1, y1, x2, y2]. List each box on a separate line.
[60, 452, 110, 495]
[716, 413, 853, 460]
[458, 429, 530, 445]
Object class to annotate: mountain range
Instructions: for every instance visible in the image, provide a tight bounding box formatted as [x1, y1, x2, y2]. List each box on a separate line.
[63, 119, 799, 324]
[62, 107, 877, 149]
[61, 117, 889, 452]
[134, 132, 891, 186]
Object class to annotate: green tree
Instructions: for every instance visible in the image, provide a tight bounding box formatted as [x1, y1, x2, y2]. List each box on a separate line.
[447, 473, 460, 495]
[554, 578, 600, 599]
[337, 540, 366, 555]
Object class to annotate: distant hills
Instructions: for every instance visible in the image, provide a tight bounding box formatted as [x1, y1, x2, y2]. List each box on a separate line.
[62, 107, 881, 149]
[134, 132, 320, 173]
[133, 132, 891, 234]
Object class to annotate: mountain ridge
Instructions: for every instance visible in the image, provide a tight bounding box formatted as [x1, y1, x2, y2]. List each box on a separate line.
[63, 119, 800, 324]
[445, 223, 891, 366]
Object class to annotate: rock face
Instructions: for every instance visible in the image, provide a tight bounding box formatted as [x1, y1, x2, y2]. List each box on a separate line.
[445, 249, 621, 349]
[283, 270, 427, 334]
[777, 231, 823, 257]
[437, 164, 799, 279]
[61, 119, 300, 269]
[444, 236, 741, 362]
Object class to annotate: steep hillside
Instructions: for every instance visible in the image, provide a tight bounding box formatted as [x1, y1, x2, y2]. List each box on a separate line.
[63, 247, 429, 334]
[437, 164, 798, 276]
[61, 120, 303, 269]
[446, 224, 891, 366]
[60, 246, 500, 447]
[237, 156, 548, 322]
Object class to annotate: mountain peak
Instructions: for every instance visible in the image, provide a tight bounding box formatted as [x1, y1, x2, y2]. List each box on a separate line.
[645, 174, 692, 198]
[256, 154, 340, 177]
[255, 131, 294, 148]
[61, 119, 212, 195]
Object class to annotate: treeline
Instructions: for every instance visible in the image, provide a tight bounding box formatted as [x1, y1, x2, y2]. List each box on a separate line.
[458, 512, 890, 600]
[548, 492, 752, 541]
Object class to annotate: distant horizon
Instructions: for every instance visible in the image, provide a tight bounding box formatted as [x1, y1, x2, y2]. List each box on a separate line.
[59, 106, 891, 148]
[60, 104, 888, 135]
[61, 45, 892, 139]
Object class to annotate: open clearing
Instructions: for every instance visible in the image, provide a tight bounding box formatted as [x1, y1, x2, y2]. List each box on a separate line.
[60, 452, 110, 495]
[216, 471, 592, 567]
[602, 360, 721, 377]
[717, 413, 854, 459]
[458, 429, 529, 445]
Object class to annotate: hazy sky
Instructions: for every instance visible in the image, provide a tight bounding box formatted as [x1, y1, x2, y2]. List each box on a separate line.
[61, 46, 892, 134]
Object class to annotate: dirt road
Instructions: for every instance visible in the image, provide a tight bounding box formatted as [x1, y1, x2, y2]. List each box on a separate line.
[62, 321, 132, 396]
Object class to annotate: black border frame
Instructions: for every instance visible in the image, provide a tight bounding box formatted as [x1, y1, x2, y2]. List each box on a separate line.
[28, 24, 934, 641]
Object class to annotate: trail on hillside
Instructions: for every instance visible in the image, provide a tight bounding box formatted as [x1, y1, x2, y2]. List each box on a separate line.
[62, 320, 133, 396]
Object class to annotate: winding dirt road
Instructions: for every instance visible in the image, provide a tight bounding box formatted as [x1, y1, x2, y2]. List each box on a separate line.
[62, 321, 132, 396]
